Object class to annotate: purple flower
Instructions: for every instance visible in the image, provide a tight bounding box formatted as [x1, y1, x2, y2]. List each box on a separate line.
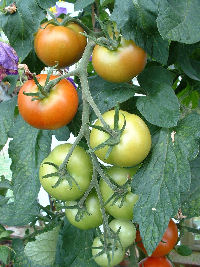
[0, 42, 18, 81]
[89, 55, 92, 62]
[55, 5, 67, 17]
[0, 42, 18, 71]
[67, 77, 77, 89]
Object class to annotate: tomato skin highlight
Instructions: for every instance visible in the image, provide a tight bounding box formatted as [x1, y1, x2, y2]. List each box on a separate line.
[34, 22, 87, 68]
[90, 110, 151, 167]
[18, 74, 78, 130]
[92, 39, 147, 83]
[65, 191, 103, 230]
[100, 166, 139, 220]
[136, 219, 178, 257]
[39, 144, 93, 201]
[139, 256, 173, 267]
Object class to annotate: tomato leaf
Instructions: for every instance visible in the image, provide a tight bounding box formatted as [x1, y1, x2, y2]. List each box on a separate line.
[0, 0, 55, 61]
[136, 66, 180, 127]
[132, 113, 200, 255]
[0, 116, 52, 226]
[24, 226, 60, 266]
[55, 218, 98, 267]
[181, 152, 200, 218]
[0, 245, 14, 264]
[13, 239, 51, 267]
[111, 0, 169, 65]
[52, 126, 70, 141]
[74, 0, 95, 11]
[22, 48, 45, 74]
[36, 0, 56, 9]
[0, 96, 17, 148]
[157, 0, 200, 44]
[173, 43, 200, 81]
[88, 75, 136, 121]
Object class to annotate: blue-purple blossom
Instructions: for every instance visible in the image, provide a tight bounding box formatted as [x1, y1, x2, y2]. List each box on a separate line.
[0, 42, 18, 81]
[0, 42, 18, 71]
[67, 77, 77, 89]
[55, 4, 67, 17]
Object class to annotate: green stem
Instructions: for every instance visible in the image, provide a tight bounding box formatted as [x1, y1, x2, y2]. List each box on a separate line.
[59, 125, 84, 171]
[61, 17, 96, 36]
[77, 161, 100, 208]
[90, 153, 117, 191]
[44, 69, 78, 93]
[38, 203, 56, 218]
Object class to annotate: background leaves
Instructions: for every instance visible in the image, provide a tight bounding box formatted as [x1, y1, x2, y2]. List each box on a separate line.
[157, 0, 200, 44]
[132, 113, 200, 255]
[55, 218, 98, 267]
[136, 66, 180, 127]
[0, 116, 52, 226]
[0, 0, 55, 61]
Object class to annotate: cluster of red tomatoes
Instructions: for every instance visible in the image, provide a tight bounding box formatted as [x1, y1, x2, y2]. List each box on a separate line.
[18, 20, 147, 131]
[16, 19, 156, 267]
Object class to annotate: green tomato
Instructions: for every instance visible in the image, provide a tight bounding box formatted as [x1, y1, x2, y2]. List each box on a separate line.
[65, 191, 103, 230]
[100, 166, 139, 220]
[39, 143, 92, 201]
[90, 110, 151, 167]
[92, 236, 125, 267]
[109, 219, 136, 249]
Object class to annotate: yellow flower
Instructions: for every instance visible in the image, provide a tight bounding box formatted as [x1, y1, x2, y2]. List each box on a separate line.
[49, 6, 56, 13]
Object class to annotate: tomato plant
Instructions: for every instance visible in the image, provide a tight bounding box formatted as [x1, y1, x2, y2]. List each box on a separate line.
[39, 143, 92, 201]
[136, 219, 178, 257]
[109, 219, 136, 249]
[65, 190, 103, 230]
[92, 236, 125, 267]
[18, 74, 78, 130]
[100, 166, 139, 220]
[139, 257, 173, 267]
[34, 21, 87, 68]
[92, 39, 147, 83]
[1, 0, 200, 266]
[90, 110, 151, 167]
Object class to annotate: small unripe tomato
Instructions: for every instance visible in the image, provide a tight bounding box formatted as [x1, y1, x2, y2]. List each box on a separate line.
[90, 110, 151, 167]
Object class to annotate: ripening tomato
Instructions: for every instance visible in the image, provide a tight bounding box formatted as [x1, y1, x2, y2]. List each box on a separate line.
[39, 143, 92, 201]
[92, 39, 147, 83]
[92, 236, 125, 267]
[65, 191, 103, 230]
[90, 110, 151, 167]
[100, 166, 139, 220]
[139, 257, 173, 267]
[136, 219, 178, 257]
[18, 74, 78, 130]
[34, 21, 87, 68]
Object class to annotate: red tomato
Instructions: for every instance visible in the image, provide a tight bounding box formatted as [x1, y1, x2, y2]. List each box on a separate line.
[92, 39, 147, 83]
[139, 257, 173, 267]
[136, 220, 178, 257]
[18, 74, 78, 130]
[119, 258, 130, 267]
[34, 21, 87, 68]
